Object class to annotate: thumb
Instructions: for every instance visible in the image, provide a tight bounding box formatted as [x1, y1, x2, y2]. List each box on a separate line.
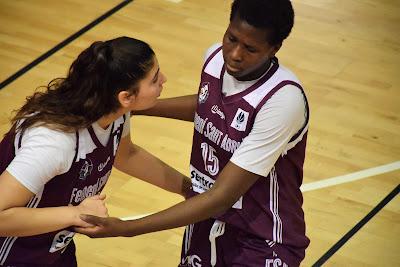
[80, 214, 103, 225]
[97, 194, 106, 200]
[91, 194, 106, 200]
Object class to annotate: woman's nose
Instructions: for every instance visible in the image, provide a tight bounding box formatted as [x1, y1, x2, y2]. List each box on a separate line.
[230, 45, 243, 62]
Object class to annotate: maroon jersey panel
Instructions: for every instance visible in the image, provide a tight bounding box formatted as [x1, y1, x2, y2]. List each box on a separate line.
[188, 47, 310, 258]
[0, 116, 125, 265]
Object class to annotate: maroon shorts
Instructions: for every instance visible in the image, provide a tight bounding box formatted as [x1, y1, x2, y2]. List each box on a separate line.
[2, 242, 77, 267]
[179, 218, 301, 267]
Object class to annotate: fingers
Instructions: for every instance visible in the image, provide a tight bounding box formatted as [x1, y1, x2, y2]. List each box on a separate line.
[74, 220, 95, 228]
[90, 194, 106, 200]
[80, 214, 103, 225]
[74, 226, 100, 237]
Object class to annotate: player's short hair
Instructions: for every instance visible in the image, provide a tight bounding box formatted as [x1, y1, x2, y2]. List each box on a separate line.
[230, 0, 294, 45]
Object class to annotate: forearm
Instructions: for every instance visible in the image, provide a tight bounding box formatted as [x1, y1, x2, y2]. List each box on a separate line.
[0, 206, 78, 237]
[115, 145, 191, 197]
[116, 162, 260, 237]
[133, 95, 198, 122]
[120, 188, 231, 237]
[75, 163, 261, 239]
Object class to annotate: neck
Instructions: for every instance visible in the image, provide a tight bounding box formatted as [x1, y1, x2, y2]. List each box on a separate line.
[97, 110, 124, 129]
[237, 58, 272, 81]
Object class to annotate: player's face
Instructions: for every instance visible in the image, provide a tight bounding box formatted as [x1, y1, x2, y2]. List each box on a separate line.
[132, 57, 167, 110]
[222, 15, 281, 81]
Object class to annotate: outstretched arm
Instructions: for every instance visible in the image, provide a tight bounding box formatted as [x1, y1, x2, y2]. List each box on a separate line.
[75, 161, 260, 238]
[133, 94, 198, 122]
[0, 171, 108, 237]
[114, 135, 192, 198]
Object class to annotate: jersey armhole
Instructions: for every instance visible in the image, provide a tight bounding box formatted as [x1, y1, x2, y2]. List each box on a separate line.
[71, 131, 79, 163]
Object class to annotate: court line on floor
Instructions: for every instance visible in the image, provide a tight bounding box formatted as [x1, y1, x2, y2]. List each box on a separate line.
[0, 0, 133, 90]
[121, 161, 400, 220]
[301, 161, 400, 192]
[121, 213, 152, 220]
[120, 163, 400, 264]
[312, 183, 399, 266]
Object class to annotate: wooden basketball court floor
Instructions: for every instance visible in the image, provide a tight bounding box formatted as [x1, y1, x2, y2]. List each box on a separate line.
[0, 0, 399, 266]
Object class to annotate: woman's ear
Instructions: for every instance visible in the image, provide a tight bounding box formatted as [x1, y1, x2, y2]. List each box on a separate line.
[117, 90, 136, 108]
[270, 43, 282, 57]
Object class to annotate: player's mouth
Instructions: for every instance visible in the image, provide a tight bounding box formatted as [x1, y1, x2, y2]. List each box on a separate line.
[225, 63, 242, 73]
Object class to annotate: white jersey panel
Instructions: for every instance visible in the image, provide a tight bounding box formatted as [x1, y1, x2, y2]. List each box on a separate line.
[204, 43, 221, 62]
[242, 65, 301, 108]
[230, 86, 306, 177]
[7, 127, 76, 194]
[203, 44, 307, 177]
[6, 112, 130, 194]
[204, 50, 224, 78]
[122, 112, 130, 137]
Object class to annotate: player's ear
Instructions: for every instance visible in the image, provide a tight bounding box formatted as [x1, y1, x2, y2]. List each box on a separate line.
[270, 43, 282, 57]
[117, 90, 136, 108]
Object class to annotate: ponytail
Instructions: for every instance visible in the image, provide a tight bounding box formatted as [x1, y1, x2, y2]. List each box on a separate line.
[11, 36, 155, 134]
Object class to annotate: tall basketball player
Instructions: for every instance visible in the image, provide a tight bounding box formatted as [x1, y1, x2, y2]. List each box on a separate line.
[77, 1, 310, 266]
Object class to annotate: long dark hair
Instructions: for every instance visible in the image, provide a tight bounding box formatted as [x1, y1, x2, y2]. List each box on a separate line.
[11, 36, 155, 134]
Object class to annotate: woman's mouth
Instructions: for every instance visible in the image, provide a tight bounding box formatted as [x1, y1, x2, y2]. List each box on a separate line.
[226, 63, 241, 73]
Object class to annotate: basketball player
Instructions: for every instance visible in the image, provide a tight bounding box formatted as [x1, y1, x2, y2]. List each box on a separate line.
[77, 1, 310, 266]
[0, 36, 191, 267]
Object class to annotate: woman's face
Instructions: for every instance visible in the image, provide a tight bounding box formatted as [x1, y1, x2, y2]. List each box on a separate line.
[222, 14, 280, 81]
[132, 57, 167, 110]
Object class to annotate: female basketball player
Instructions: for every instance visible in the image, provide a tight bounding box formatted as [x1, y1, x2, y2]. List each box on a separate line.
[77, 1, 310, 266]
[0, 36, 190, 267]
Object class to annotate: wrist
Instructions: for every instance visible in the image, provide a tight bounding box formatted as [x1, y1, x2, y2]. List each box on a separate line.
[119, 220, 134, 237]
[120, 219, 144, 237]
[67, 205, 81, 225]
[181, 176, 193, 199]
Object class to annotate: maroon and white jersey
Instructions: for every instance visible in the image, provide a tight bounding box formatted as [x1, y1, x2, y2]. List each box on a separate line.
[189, 47, 310, 256]
[0, 115, 125, 265]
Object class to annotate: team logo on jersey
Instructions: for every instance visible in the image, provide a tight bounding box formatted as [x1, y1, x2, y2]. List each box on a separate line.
[198, 83, 209, 104]
[230, 108, 249, 131]
[181, 254, 202, 267]
[211, 105, 225, 120]
[98, 156, 110, 172]
[265, 257, 289, 267]
[79, 159, 93, 180]
[49, 230, 75, 253]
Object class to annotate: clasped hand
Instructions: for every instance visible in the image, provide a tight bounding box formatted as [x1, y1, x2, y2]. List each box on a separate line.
[74, 215, 124, 238]
[72, 194, 123, 238]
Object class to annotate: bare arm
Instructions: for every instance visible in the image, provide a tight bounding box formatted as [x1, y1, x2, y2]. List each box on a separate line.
[0, 171, 108, 237]
[133, 94, 198, 122]
[114, 135, 192, 198]
[76, 161, 260, 238]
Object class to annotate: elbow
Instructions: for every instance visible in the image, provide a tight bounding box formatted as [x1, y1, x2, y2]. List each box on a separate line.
[113, 154, 128, 172]
[113, 160, 122, 171]
[214, 203, 232, 217]
[217, 198, 237, 215]
[207, 189, 237, 216]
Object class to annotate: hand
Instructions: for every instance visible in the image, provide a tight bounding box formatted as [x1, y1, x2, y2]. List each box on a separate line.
[180, 176, 193, 199]
[73, 194, 108, 227]
[74, 215, 124, 238]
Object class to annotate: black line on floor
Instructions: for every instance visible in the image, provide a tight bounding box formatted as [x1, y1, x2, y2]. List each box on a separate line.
[0, 0, 133, 90]
[312, 183, 400, 266]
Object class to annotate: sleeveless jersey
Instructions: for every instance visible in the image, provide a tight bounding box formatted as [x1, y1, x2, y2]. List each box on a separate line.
[0, 115, 125, 265]
[189, 47, 310, 258]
